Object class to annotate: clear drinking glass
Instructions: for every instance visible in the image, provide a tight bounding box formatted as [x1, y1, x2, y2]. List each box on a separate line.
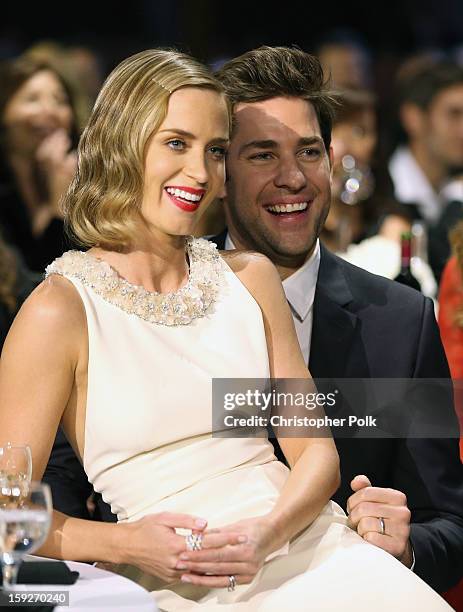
[0, 444, 32, 509]
[0, 482, 52, 590]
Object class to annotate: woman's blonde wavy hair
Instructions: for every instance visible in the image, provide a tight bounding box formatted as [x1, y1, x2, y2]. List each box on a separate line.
[64, 49, 229, 248]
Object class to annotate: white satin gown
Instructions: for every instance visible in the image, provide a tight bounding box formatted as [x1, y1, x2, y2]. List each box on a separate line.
[46, 238, 451, 611]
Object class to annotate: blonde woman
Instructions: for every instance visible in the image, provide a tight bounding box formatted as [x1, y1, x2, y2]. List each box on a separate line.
[0, 50, 451, 610]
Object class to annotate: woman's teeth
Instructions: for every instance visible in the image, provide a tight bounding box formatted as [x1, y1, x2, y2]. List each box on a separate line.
[166, 187, 202, 202]
[267, 202, 308, 214]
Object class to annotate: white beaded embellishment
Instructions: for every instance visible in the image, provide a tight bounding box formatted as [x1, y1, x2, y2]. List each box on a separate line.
[45, 237, 224, 326]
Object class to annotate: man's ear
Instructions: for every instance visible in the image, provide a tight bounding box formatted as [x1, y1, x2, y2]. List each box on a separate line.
[400, 103, 426, 139]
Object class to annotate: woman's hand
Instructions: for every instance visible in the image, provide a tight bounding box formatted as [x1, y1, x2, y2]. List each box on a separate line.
[177, 515, 277, 588]
[121, 512, 245, 584]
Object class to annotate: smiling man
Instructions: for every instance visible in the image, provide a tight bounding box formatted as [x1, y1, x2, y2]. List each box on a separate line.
[224, 96, 331, 276]
[213, 46, 463, 594]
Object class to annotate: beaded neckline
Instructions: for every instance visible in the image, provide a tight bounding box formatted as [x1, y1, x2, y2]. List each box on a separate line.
[45, 237, 224, 326]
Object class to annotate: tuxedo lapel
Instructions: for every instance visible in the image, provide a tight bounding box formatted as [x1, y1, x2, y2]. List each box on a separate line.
[309, 246, 360, 378]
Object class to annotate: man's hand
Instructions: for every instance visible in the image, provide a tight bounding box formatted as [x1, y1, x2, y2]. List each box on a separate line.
[347, 475, 413, 568]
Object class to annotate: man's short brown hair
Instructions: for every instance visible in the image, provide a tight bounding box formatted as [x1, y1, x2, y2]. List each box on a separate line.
[215, 46, 337, 151]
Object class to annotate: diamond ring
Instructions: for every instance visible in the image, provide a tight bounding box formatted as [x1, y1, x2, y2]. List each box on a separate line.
[185, 532, 203, 551]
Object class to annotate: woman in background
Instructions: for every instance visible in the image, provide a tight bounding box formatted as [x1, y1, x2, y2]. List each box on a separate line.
[0, 57, 79, 271]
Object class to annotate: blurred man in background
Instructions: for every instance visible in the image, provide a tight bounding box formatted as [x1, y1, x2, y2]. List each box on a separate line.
[389, 60, 463, 281]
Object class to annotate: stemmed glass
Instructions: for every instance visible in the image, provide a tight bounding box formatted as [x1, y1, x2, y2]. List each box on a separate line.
[0, 482, 52, 590]
[0, 444, 32, 508]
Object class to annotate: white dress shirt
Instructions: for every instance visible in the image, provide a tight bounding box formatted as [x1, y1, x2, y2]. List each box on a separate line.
[225, 234, 321, 363]
[389, 145, 463, 224]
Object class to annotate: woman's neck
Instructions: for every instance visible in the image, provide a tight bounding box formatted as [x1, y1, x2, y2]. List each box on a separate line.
[90, 232, 190, 294]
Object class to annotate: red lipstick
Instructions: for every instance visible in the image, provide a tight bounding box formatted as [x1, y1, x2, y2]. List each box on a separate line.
[165, 186, 206, 213]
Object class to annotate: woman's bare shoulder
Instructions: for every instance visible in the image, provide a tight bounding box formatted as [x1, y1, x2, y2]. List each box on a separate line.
[11, 274, 85, 340]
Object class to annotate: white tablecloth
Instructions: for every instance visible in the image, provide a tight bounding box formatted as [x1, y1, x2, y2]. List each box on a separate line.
[17, 557, 158, 611]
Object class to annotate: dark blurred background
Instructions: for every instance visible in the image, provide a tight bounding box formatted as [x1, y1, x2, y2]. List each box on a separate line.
[3, 0, 463, 132]
[2, 0, 463, 69]
[1, 0, 463, 289]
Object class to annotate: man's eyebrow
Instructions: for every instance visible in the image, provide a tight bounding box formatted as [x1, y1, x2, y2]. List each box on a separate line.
[239, 139, 277, 154]
[239, 136, 325, 155]
[298, 136, 325, 147]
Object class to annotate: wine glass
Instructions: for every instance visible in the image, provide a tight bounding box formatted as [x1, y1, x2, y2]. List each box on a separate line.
[0, 482, 52, 590]
[0, 445, 32, 509]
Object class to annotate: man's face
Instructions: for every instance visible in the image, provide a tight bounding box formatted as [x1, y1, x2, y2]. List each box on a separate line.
[424, 84, 463, 171]
[224, 97, 332, 268]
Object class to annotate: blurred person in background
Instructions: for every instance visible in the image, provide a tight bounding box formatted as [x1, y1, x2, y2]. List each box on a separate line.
[389, 59, 463, 283]
[66, 45, 104, 106]
[439, 220, 463, 430]
[316, 29, 373, 90]
[321, 89, 437, 295]
[23, 41, 103, 131]
[322, 88, 405, 251]
[0, 56, 79, 271]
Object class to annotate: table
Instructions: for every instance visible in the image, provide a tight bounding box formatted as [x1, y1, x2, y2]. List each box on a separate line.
[13, 557, 158, 611]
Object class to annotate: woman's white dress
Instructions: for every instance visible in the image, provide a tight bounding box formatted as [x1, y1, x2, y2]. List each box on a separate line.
[46, 238, 451, 611]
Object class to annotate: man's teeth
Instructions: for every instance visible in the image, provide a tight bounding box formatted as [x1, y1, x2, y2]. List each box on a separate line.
[267, 202, 308, 213]
[166, 187, 202, 202]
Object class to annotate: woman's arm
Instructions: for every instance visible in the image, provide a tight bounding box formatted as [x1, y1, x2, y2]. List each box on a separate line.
[0, 277, 115, 562]
[236, 252, 340, 546]
[0, 277, 82, 480]
[179, 253, 340, 587]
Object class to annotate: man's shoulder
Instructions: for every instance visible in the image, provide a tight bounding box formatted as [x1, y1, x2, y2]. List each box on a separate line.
[320, 249, 429, 315]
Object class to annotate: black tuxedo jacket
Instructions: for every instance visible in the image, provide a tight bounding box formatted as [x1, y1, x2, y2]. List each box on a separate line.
[43, 233, 463, 593]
